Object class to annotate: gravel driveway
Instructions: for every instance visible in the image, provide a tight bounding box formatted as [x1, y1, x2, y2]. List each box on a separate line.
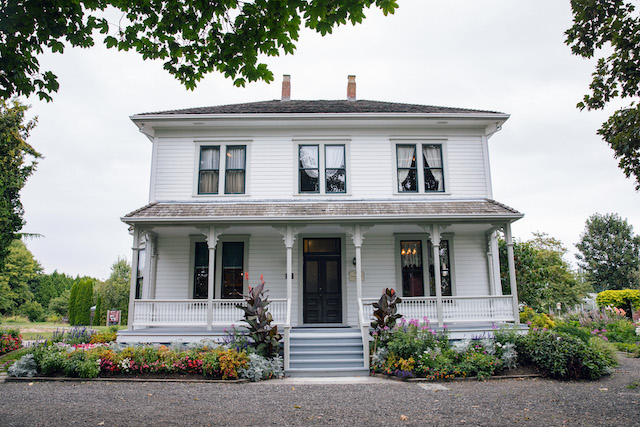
[1, 356, 639, 426]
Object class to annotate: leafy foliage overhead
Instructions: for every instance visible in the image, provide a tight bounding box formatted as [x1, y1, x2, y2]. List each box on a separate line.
[565, 0, 640, 189]
[1, 0, 398, 102]
[575, 213, 640, 292]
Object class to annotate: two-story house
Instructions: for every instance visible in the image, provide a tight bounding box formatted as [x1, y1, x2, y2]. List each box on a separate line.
[118, 75, 523, 376]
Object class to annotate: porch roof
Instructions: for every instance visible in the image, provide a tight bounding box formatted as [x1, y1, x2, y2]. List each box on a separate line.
[122, 199, 523, 225]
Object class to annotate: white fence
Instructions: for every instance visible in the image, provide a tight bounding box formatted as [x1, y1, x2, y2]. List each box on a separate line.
[361, 295, 516, 325]
[133, 298, 288, 327]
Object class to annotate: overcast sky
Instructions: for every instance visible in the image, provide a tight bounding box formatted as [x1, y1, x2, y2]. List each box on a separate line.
[18, 0, 640, 280]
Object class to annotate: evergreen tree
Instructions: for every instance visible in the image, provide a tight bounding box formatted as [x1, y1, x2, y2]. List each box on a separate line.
[74, 278, 93, 326]
[68, 281, 78, 325]
[93, 294, 102, 327]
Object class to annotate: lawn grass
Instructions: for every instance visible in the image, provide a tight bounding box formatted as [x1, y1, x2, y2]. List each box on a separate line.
[1, 316, 125, 341]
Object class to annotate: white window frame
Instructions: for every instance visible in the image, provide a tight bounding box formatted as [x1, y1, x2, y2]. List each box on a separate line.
[293, 139, 351, 196]
[193, 140, 251, 197]
[391, 139, 449, 195]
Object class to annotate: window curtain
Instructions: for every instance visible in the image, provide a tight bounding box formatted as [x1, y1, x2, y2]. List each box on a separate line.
[199, 147, 219, 193]
[325, 146, 345, 174]
[299, 146, 319, 178]
[397, 146, 414, 182]
[325, 145, 345, 192]
[423, 145, 443, 191]
[225, 146, 245, 193]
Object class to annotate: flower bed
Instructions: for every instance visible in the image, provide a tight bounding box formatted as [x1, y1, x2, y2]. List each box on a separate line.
[9, 340, 284, 381]
[0, 327, 22, 356]
[370, 317, 619, 381]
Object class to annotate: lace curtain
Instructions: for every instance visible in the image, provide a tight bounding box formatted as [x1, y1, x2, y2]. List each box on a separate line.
[225, 146, 245, 193]
[423, 145, 443, 191]
[199, 147, 220, 193]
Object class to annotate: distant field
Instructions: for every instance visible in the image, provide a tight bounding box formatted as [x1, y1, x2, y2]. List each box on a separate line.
[1, 317, 125, 340]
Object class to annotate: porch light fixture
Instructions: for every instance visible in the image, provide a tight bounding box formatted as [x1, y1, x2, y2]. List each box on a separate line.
[352, 257, 357, 266]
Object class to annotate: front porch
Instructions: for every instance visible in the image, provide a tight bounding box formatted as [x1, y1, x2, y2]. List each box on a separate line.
[120, 199, 524, 373]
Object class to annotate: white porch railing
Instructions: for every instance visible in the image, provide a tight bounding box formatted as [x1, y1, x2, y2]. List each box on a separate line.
[133, 298, 288, 328]
[361, 295, 516, 325]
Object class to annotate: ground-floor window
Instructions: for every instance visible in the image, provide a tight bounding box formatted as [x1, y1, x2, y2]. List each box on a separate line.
[135, 247, 146, 299]
[193, 242, 209, 299]
[192, 240, 246, 299]
[400, 238, 452, 297]
[221, 242, 244, 298]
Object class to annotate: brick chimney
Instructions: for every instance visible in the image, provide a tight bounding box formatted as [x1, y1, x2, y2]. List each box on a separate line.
[281, 75, 291, 101]
[347, 75, 356, 101]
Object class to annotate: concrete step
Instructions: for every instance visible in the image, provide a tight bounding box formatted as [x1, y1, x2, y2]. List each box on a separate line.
[286, 367, 370, 378]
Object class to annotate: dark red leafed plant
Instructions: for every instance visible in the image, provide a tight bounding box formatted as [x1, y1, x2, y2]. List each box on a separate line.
[237, 278, 282, 358]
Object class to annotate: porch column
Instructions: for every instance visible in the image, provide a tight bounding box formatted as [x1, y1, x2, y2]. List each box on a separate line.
[485, 232, 495, 296]
[127, 227, 141, 331]
[504, 223, 520, 324]
[430, 226, 444, 328]
[200, 226, 226, 330]
[143, 231, 158, 299]
[346, 225, 370, 303]
[148, 233, 159, 299]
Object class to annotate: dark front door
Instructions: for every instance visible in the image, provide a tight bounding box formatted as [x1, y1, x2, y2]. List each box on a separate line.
[303, 238, 342, 324]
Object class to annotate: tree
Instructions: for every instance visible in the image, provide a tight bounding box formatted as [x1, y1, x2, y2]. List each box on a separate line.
[68, 281, 79, 325]
[575, 213, 640, 291]
[1, 1, 398, 102]
[0, 239, 41, 315]
[499, 232, 591, 312]
[0, 100, 40, 267]
[95, 257, 131, 324]
[31, 270, 74, 310]
[73, 278, 94, 326]
[565, 0, 640, 189]
[48, 289, 70, 318]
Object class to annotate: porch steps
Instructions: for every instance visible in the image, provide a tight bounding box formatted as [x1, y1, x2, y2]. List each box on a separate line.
[287, 327, 369, 377]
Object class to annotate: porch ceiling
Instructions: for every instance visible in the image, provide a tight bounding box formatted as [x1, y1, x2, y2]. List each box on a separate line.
[122, 199, 523, 226]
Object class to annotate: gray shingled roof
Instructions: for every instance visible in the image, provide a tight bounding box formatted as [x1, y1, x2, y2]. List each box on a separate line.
[138, 100, 504, 116]
[123, 200, 521, 223]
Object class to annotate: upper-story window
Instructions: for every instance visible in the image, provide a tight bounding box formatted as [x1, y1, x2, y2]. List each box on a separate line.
[197, 145, 246, 195]
[299, 144, 346, 194]
[396, 143, 445, 193]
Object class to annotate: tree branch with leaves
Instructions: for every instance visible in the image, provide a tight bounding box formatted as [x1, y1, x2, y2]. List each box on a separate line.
[566, 0, 640, 189]
[1, 0, 398, 102]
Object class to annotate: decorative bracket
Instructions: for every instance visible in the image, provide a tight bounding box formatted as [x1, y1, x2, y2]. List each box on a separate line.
[345, 225, 372, 248]
[197, 226, 228, 249]
[274, 226, 302, 248]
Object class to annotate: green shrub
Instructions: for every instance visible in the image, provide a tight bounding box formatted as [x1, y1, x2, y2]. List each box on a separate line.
[40, 351, 66, 375]
[45, 313, 62, 323]
[520, 307, 556, 329]
[77, 358, 100, 378]
[554, 321, 592, 342]
[521, 330, 616, 380]
[69, 282, 78, 325]
[596, 289, 640, 315]
[613, 342, 640, 357]
[604, 320, 638, 344]
[20, 300, 45, 322]
[589, 337, 619, 368]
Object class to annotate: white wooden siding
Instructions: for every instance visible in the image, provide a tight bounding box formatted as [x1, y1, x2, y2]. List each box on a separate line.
[155, 235, 190, 299]
[451, 234, 490, 295]
[447, 137, 488, 197]
[150, 134, 490, 202]
[153, 139, 195, 201]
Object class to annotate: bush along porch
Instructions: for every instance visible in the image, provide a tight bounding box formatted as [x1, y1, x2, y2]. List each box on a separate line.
[368, 288, 625, 381]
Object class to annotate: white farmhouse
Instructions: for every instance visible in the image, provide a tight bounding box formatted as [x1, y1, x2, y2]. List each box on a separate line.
[118, 75, 523, 376]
